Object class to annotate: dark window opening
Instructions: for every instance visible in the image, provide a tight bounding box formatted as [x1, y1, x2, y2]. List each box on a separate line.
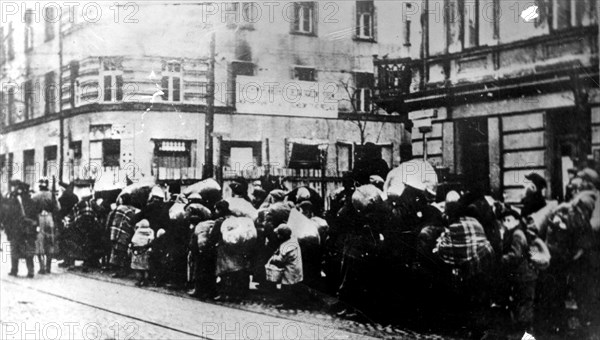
[45, 71, 57, 115]
[43, 145, 57, 177]
[288, 143, 321, 169]
[103, 140, 121, 167]
[45, 7, 56, 41]
[294, 67, 316, 81]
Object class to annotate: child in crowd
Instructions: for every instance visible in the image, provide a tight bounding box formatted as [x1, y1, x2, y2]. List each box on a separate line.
[500, 209, 538, 334]
[269, 224, 303, 307]
[130, 219, 155, 287]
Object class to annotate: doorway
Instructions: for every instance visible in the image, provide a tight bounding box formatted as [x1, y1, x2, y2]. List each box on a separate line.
[455, 117, 490, 194]
[547, 108, 591, 201]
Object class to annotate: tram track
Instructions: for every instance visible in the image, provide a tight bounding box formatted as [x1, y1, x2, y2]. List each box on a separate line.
[1, 272, 387, 340]
[2, 279, 211, 339]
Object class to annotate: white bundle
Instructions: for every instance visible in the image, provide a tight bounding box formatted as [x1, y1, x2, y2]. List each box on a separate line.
[220, 216, 257, 246]
[227, 197, 258, 221]
[287, 209, 320, 245]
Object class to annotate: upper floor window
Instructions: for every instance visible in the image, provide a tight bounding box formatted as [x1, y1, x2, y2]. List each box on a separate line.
[45, 71, 57, 115]
[45, 7, 56, 41]
[293, 66, 316, 81]
[402, 2, 412, 46]
[90, 139, 120, 167]
[552, 0, 595, 29]
[24, 80, 34, 119]
[7, 22, 15, 60]
[462, 0, 479, 48]
[7, 87, 16, 124]
[353, 72, 374, 113]
[292, 2, 316, 35]
[356, 1, 375, 40]
[24, 26, 34, 52]
[161, 60, 182, 102]
[24, 9, 34, 52]
[102, 57, 124, 102]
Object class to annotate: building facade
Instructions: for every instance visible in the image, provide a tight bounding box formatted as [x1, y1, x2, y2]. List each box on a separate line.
[0, 1, 418, 194]
[374, 0, 599, 202]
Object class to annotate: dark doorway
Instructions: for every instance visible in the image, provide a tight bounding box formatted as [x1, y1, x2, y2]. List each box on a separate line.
[455, 117, 490, 194]
[547, 108, 591, 201]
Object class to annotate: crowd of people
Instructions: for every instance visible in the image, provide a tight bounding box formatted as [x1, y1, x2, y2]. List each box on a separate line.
[1, 151, 600, 338]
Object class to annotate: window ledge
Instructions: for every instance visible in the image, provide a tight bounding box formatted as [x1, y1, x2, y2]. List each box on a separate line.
[354, 36, 376, 43]
[290, 31, 317, 37]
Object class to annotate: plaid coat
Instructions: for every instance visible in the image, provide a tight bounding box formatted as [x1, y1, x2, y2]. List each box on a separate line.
[64, 199, 104, 261]
[435, 216, 494, 278]
[107, 205, 137, 267]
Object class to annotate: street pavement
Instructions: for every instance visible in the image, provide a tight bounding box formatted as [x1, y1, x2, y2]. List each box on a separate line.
[1, 258, 381, 340]
[0, 231, 457, 340]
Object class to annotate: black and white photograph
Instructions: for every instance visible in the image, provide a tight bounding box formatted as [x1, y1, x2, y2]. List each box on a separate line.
[0, 1, 599, 339]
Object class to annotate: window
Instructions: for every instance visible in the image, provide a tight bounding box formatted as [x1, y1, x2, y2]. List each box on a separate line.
[462, 0, 479, 48]
[7, 153, 14, 181]
[554, 0, 571, 29]
[45, 7, 56, 41]
[356, 1, 375, 40]
[0, 91, 4, 127]
[161, 61, 182, 102]
[90, 139, 121, 167]
[288, 143, 322, 169]
[102, 57, 124, 102]
[24, 10, 34, 51]
[43, 145, 58, 177]
[403, 3, 411, 46]
[292, 2, 315, 34]
[102, 140, 121, 167]
[24, 26, 33, 52]
[336, 142, 353, 172]
[354, 72, 374, 113]
[221, 141, 262, 168]
[45, 71, 57, 115]
[230, 61, 255, 105]
[23, 149, 36, 188]
[69, 141, 82, 165]
[7, 87, 15, 124]
[354, 143, 393, 169]
[69, 61, 80, 107]
[24, 80, 34, 119]
[7, 22, 14, 60]
[154, 140, 196, 168]
[293, 66, 316, 81]
[0, 27, 5, 65]
[0, 154, 5, 182]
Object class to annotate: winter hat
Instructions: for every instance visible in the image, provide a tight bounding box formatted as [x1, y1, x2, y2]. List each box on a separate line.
[577, 168, 600, 190]
[136, 219, 150, 229]
[525, 172, 547, 190]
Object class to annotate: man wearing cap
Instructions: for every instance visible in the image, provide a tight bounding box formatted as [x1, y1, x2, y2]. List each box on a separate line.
[31, 178, 60, 274]
[521, 173, 548, 219]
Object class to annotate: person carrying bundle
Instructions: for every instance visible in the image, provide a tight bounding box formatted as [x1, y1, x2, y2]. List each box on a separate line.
[267, 224, 304, 308]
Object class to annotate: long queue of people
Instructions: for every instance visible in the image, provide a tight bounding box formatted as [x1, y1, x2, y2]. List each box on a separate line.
[1, 160, 599, 339]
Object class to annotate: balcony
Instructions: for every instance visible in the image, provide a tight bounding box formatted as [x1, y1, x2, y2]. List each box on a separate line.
[374, 26, 599, 112]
